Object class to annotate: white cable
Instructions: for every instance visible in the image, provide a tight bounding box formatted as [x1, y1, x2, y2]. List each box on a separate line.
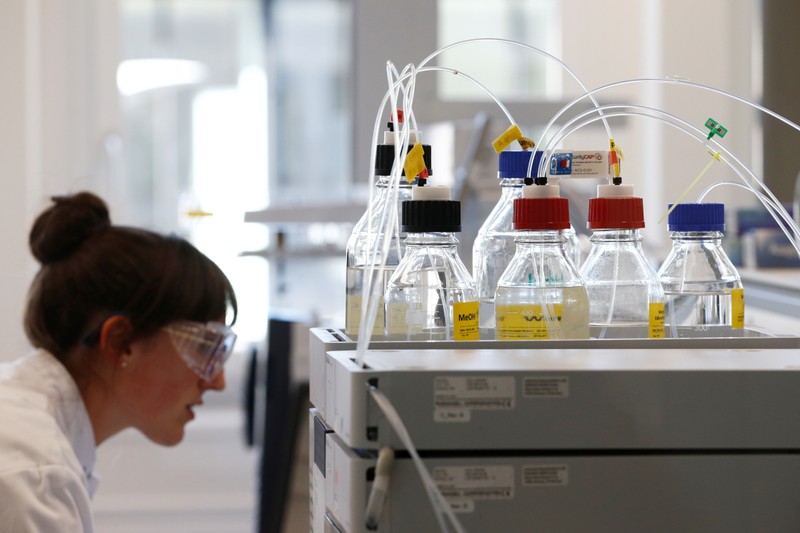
[415, 37, 613, 140]
[368, 386, 467, 533]
[539, 104, 800, 257]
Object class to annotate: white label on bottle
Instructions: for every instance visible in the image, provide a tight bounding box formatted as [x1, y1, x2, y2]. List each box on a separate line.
[433, 466, 515, 505]
[523, 376, 569, 398]
[433, 376, 515, 422]
[522, 464, 569, 487]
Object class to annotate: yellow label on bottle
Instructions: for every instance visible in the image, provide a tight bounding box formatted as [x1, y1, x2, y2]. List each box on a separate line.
[731, 288, 745, 329]
[454, 301, 480, 341]
[346, 294, 385, 336]
[492, 124, 524, 154]
[649, 302, 666, 338]
[403, 143, 427, 183]
[495, 303, 563, 340]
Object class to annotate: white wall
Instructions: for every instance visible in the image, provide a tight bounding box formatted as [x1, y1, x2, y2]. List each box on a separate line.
[0, 0, 121, 360]
[557, 0, 757, 254]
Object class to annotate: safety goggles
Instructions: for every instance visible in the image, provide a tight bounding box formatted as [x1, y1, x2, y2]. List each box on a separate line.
[164, 321, 237, 381]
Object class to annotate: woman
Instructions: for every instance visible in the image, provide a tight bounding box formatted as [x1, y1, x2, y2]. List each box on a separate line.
[0, 192, 238, 531]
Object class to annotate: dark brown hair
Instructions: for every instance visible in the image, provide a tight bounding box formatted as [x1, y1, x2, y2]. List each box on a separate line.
[24, 192, 238, 359]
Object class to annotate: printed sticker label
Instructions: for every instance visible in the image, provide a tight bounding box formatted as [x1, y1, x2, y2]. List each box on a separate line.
[434, 376, 515, 422]
[523, 377, 569, 398]
[433, 465, 515, 504]
[649, 302, 666, 338]
[731, 288, 745, 328]
[522, 464, 569, 487]
[454, 301, 480, 340]
[496, 303, 563, 340]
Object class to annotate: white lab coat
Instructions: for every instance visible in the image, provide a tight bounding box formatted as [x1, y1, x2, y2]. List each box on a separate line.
[0, 350, 97, 532]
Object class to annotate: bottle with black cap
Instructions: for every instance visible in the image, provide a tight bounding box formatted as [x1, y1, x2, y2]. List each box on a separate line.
[344, 121, 432, 338]
[494, 182, 589, 340]
[657, 202, 744, 332]
[384, 185, 479, 341]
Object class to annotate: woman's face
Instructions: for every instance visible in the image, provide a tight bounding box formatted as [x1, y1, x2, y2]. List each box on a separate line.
[117, 329, 225, 446]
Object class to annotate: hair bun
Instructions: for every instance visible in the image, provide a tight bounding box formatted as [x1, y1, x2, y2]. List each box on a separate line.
[29, 192, 111, 264]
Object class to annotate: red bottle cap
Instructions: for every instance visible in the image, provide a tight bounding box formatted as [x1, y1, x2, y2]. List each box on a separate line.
[513, 197, 570, 230]
[587, 197, 645, 229]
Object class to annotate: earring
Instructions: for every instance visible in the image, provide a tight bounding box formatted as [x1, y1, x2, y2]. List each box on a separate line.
[121, 360, 129, 368]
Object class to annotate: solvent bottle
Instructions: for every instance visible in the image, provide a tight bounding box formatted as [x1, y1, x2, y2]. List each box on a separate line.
[385, 185, 479, 341]
[579, 183, 665, 337]
[472, 150, 581, 331]
[495, 183, 589, 340]
[344, 123, 431, 338]
[657, 203, 744, 333]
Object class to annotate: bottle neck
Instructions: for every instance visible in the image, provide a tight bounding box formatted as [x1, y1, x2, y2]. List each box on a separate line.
[514, 230, 565, 245]
[670, 231, 723, 243]
[499, 177, 526, 189]
[590, 228, 642, 243]
[405, 232, 459, 246]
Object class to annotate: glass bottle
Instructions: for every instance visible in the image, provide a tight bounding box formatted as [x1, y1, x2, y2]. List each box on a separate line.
[472, 150, 581, 331]
[495, 184, 589, 340]
[580, 184, 665, 337]
[344, 127, 431, 338]
[658, 203, 744, 333]
[385, 185, 479, 341]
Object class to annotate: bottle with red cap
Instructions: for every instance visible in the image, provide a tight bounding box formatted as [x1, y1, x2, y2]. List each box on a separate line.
[657, 203, 744, 332]
[384, 185, 479, 341]
[579, 183, 665, 337]
[344, 117, 432, 338]
[472, 150, 582, 333]
[494, 182, 589, 340]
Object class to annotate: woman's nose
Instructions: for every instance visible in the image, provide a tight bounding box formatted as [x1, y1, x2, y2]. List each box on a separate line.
[202, 368, 226, 391]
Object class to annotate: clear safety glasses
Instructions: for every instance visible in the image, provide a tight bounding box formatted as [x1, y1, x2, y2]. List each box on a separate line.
[164, 321, 237, 381]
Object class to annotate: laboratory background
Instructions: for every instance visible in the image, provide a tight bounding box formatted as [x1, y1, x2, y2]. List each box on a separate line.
[2, 0, 800, 532]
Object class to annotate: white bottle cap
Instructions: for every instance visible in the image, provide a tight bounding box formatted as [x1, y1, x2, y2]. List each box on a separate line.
[597, 183, 635, 198]
[522, 184, 560, 198]
[412, 185, 450, 200]
[384, 130, 419, 145]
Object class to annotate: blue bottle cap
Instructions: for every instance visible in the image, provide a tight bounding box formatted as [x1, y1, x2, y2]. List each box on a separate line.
[498, 150, 542, 179]
[667, 203, 725, 232]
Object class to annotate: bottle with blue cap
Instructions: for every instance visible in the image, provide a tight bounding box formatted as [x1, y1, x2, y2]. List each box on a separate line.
[472, 150, 581, 332]
[657, 203, 744, 332]
[385, 185, 479, 341]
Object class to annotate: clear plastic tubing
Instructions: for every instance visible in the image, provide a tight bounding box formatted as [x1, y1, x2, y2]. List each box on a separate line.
[535, 76, 800, 173]
[533, 104, 800, 258]
[415, 37, 613, 140]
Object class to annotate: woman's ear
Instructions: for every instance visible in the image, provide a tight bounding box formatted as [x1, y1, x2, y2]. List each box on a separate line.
[98, 315, 134, 358]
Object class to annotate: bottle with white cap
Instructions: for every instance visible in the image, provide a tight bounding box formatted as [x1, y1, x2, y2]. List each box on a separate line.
[344, 119, 432, 338]
[472, 150, 582, 331]
[384, 185, 480, 341]
[494, 182, 589, 340]
[579, 182, 665, 337]
[658, 202, 744, 332]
